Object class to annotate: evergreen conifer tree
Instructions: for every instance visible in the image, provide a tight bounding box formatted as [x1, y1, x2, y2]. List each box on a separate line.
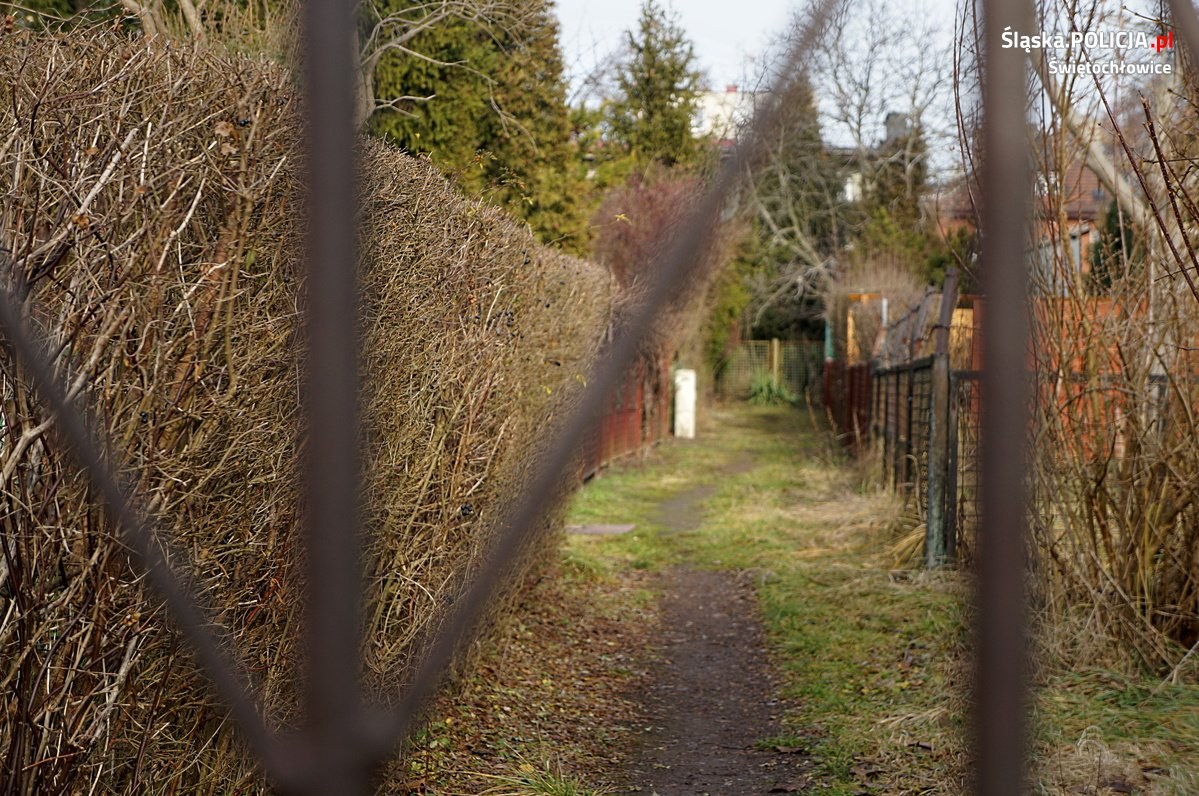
[368, 1, 586, 250]
[606, 0, 703, 167]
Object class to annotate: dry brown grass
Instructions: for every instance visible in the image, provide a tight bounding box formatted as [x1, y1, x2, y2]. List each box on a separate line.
[0, 28, 611, 793]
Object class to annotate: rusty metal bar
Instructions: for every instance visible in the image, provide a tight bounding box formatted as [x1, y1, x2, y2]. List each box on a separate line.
[366, 0, 844, 758]
[297, 0, 368, 787]
[976, 0, 1035, 792]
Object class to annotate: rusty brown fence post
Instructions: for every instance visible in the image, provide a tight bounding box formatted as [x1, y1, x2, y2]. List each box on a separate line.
[976, 0, 1035, 792]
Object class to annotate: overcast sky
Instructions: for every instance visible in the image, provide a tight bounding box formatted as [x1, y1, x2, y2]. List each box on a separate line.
[552, 0, 962, 98]
[553, 0, 795, 94]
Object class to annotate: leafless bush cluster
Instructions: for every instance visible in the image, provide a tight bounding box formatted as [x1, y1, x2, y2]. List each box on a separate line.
[822, 252, 928, 363]
[0, 28, 610, 792]
[1016, 3, 1199, 675]
[1028, 285, 1199, 674]
[947, 0, 1199, 677]
[592, 168, 740, 400]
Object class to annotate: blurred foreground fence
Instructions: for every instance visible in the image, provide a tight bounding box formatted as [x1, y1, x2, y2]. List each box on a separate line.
[5, 0, 1195, 788]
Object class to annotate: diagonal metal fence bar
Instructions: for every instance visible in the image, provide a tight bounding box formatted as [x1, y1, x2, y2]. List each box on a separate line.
[363, 0, 844, 765]
[976, 0, 1035, 793]
[0, 281, 284, 774]
[1168, 0, 1199, 66]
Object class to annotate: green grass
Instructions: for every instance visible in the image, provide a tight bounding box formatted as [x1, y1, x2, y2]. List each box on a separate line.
[748, 370, 799, 406]
[565, 403, 1199, 794]
[476, 758, 611, 796]
[567, 404, 968, 793]
[1031, 666, 1199, 794]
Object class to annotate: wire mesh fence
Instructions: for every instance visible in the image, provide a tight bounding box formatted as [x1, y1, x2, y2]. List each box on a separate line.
[948, 371, 982, 562]
[719, 339, 823, 401]
[864, 356, 979, 561]
[874, 358, 931, 495]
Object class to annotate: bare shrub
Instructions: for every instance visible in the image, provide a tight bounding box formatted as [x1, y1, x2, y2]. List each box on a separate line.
[949, 0, 1199, 678]
[0, 28, 611, 792]
[1025, 76, 1199, 673]
[591, 167, 740, 418]
[822, 250, 927, 363]
[1028, 278, 1199, 673]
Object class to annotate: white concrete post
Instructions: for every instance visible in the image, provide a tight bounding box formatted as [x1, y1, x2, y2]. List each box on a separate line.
[674, 369, 696, 439]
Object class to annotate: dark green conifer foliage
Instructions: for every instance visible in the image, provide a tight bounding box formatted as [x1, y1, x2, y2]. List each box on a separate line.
[367, 2, 586, 252]
[606, 0, 702, 167]
[1089, 200, 1137, 293]
[368, 13, 497, 176]
[477, 3, 585, 252]
[12, 0, 73, 18]
[867, 122, 929, 227]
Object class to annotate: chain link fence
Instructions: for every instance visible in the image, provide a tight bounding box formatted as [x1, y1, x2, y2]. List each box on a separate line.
[870, 359, 981, 559]
[719, 339, 823, 401]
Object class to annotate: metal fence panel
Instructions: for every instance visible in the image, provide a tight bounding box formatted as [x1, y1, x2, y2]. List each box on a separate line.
[721, 340, 769, 397]
[720, 339, 822, 401]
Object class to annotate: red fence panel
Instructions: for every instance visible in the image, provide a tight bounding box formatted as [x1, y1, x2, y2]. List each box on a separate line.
[824, 360, 873, 448]
[579, 354, 674, 479]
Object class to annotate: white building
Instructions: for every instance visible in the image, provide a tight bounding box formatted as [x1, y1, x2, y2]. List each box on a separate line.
[692, 85, 763, 146]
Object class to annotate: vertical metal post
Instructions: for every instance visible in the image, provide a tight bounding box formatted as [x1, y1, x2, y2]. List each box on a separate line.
[883, 373, 890, 483]
[885, 372, 893, 481]
[926, 270, 959, 567]
[302, 0, 367, 788]
[892, 369, 902, 490]
[945, 373, 961, 563]
[944, 374, 963, 565]
[871, 365, 879, 441]
[903, 367, 914, 494]
[977, 0, 1034, 793]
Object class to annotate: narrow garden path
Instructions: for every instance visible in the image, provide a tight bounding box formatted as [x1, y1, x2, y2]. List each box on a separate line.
[565, 405, 967, 796]
[407, 404, 1196, 795]
[614, 567, 813, 794]
[613, 445, 812, 794]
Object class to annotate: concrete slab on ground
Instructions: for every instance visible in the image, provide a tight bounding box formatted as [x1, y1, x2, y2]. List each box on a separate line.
[566, 523, 636, 536]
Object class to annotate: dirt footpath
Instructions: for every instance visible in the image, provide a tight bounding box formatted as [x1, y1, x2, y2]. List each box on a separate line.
[615, 567, 814, 795]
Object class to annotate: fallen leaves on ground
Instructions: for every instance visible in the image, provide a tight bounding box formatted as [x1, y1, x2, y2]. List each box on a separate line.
[394, 562, 659, 794]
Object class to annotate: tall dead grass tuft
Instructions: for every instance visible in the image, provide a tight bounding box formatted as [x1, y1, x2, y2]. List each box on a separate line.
[0, 28, 611, 792]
